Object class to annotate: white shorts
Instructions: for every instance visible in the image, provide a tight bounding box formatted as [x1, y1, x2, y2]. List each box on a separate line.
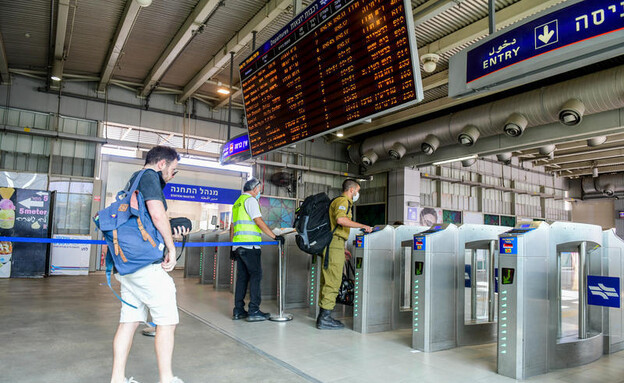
[114, 263, 179, 325]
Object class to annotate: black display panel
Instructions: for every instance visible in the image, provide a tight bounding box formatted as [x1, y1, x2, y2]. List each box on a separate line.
[239, 0, 423, 157]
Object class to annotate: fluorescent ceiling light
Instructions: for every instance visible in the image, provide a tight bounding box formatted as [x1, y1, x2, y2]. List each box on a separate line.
[432, 155, 478, 166]
[336, 130, 344, 137]
[217, 88, 230, 95]
[179, 156, 252, 175]
[101, 145, 139, 158]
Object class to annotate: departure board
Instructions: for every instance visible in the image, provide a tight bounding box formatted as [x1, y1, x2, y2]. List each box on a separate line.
[239, 0, 423, 157]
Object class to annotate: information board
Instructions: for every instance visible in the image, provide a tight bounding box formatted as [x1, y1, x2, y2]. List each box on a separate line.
[220, 134, 251, 165]
[240, 0, 423, 156]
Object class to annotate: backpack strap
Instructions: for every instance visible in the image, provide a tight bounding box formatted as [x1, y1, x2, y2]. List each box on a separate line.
[323, 199, 353, 269]
[105, 249, 138, 309]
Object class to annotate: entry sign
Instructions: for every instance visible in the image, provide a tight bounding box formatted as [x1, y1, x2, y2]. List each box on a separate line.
[499, 237, 517, 255]
[414, 236, 426, 251]
[588, 275, 621, 308]
[467, 0, 624, 83]
[163, 183, 240, 205]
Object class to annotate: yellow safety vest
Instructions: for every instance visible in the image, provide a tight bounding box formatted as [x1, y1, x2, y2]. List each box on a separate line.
[232, 194, 262, 243]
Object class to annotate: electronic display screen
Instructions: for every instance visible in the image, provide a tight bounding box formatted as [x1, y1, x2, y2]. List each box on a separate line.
[501, 268, 515, 285]
[355, 257, 363, 269]
[239, 0, 423, 157]
[220, 134, 251, 165]
[414, 261, 424, 276]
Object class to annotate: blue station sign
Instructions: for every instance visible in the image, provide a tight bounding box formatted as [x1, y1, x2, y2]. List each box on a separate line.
[220, 134, 251, 165]
[163, 183, 240, 205]
[467, 0, 624, 83]
[588, 275, 621, 308]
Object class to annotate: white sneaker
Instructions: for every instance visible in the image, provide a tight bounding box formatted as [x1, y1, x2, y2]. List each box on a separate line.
[124, 378, 140, 383]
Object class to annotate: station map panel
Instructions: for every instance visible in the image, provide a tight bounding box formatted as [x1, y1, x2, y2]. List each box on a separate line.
[239, 0, 423, 157]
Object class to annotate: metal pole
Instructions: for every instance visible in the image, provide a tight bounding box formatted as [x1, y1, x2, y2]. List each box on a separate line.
[578, 241, 587, 339]
[488, 0, 495, 35]
[471, 249, 477, 321]
[488, 240, 496, 322]
[270, 242, 293, 321]
[226, 51, 234, 140]
[557, 252, 562, 338]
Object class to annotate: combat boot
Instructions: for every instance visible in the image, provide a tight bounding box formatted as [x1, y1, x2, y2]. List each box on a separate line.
[316, 308, 345, 329]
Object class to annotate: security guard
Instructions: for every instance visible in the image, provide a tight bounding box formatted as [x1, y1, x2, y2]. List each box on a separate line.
[317, 179, 372, 329]
[231, 178, 284, 322]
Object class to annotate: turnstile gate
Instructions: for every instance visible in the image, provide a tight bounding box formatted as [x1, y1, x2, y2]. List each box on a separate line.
[199, 231, 221, 285]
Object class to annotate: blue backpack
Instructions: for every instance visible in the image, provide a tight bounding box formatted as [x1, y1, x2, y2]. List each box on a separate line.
[94, 170, 165, 306]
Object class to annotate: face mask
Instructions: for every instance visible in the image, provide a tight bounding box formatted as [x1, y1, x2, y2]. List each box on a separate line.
[353, 191, 360, 202]
[255, 193, 261, 200]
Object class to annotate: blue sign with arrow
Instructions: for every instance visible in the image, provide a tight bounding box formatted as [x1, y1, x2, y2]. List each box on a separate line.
[466, 0, 624, 83]
[587, 275, 621, 308]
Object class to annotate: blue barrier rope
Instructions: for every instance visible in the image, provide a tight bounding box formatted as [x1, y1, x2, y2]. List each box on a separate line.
[0, 236, 278, 247]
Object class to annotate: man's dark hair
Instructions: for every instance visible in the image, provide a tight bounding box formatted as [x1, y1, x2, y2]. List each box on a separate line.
[342, 179, 360, 192]
[144, 146, 180, 166]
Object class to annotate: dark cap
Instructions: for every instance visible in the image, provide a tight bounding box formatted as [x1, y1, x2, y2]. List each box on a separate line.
[243, 178, 261, 192]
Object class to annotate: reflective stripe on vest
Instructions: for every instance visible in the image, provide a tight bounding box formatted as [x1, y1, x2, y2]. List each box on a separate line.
[232, 194, 262, 243]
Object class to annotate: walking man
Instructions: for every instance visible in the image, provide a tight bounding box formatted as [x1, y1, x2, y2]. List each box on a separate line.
[231, 178, 284, 322]
[317, 179, 372, 329]
[111, 146, 188, 383]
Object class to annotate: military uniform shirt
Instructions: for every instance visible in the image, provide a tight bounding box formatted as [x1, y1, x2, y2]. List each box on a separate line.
[329, 195, 352, 240]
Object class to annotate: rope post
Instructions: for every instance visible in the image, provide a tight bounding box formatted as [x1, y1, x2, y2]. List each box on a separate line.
[270, 241, 293, 322]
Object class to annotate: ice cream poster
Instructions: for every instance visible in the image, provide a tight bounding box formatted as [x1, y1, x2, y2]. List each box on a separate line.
[1, 188, 52, 277]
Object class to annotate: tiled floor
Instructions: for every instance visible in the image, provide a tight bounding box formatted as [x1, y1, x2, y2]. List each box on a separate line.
[2, 271, 624, 382]
[175, 273, 624, 383]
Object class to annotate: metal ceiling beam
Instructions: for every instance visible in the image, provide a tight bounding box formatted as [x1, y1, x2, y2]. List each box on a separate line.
[518, 133, 624, 157]
[541, 147, 624, 166]
[139, 0, 222, 97]
[546, 157, 624, 172]
[0, 32, 9, 84]
[50, 0, 70, 84]
[178, 0, 292, 103]
[413, 0, 468, 26]
[418, 0, 561, 57]
[98, 0, 146, 93]
[556, 165, 624, 178]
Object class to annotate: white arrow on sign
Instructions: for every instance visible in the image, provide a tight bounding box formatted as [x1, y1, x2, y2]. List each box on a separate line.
[19, 198, 44, 209]
[538, 24, 555, 44]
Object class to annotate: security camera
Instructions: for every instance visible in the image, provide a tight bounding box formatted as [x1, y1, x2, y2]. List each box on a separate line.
[496, 152, 512, 164]
[420, 53, 440, 73]
[559, 99, 585, 126]
[461, 158, 477, 167]
[136, 0, 152, 7]
[388, 143, 407, 160]
[361, 150, 378, 167]
[503, 113, 528, 137]
[604, 184, 615, 197]
[538, 144, 556, 156]
[421, 135, 440, 155]
[587, 136, 607, 147]
[457, 125, 480, 147]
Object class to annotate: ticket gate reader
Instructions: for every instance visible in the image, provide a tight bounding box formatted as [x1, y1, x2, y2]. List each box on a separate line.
[548, 222, 603, 370]
[600, 229, 624, 354]
[395, 225, 429, 329]
[411, 224, 459, 351]
[497, 222, 550, 380]
[214, 231, 235, 290]
[457, 224, 510, 346]
[184, 231, 203, 278]
[352, 225, 396, 333]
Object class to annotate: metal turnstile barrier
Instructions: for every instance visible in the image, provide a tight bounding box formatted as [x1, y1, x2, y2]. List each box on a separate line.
[410, 224, 458, 351]
[457, 224, 511, 346]
[215, 231, 235, 290]
[230, 233, 278, 300]
[601, 228, 624, 354]
[199, 231, 221, 285]
[284, 233, 311, 310]
[184, 231, 204, 278]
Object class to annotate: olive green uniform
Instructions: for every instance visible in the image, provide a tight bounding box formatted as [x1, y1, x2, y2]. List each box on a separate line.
[319, 195, 352, 310]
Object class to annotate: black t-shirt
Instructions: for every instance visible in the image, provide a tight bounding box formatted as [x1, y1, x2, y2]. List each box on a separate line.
[126, 169, 168, 210]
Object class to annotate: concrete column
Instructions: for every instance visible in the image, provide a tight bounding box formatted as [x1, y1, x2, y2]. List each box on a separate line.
[387, 167, 421, 224]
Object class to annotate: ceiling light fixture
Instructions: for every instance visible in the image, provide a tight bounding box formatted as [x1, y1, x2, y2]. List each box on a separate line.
[336, 129, 344, 137]
[217, 88, 231, 95]
[432, 154, 478, 166]
[420, 53, 440, 73]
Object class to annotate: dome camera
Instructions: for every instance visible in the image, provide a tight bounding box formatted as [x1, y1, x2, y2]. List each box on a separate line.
[457, 125, 480, 147]
[421, 135, 440, 156]
[496, 152, 513, 164]
[388, 143, 407, 160]
[558, 99, 585, 126]
[587, 136, 607, 147]
[136, 0, 152, 7]
[361, 150, 378, 167]
[503, 113, 528, 137]
[538, 144, 556, 156]
[604, 184, 615, 197]
[420, 53, 440, 73]
[461, 157, 477, 167]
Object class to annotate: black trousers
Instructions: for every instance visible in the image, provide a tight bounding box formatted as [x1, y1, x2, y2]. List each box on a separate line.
[233, 247, 262, 314]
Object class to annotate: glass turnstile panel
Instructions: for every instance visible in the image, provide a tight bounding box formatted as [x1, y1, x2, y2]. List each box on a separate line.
[465, 248, 496, 324]
[559, 251, 579, 338]
[604, 246, 623, 341]
[401, 247, 411, 311]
